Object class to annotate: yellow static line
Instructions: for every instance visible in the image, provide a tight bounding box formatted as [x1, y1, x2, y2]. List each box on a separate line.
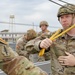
[39, 24, 75, 56]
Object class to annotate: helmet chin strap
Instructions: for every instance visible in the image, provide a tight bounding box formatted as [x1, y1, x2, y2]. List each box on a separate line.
[67, 14, 75, 36]
[70, 14, 75, 26]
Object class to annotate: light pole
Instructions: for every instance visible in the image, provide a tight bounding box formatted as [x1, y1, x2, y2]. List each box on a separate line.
[10, 15, 15, 32]
[10, 15, 15, 42]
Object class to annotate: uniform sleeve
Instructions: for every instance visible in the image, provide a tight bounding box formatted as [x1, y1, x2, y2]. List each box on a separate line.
[3, 56, 48, 75]
[16, 36, 26, 56]
[25, 38, 42, 53]
[0, 43, 18, 70]
[0, 43, 48, 75]
[25, 32, 52, 53]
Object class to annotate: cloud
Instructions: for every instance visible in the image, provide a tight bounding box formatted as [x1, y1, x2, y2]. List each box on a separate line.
[0, 0, 75, 32]
[34, 1, 51, 11]
[24, 12, 42, 21]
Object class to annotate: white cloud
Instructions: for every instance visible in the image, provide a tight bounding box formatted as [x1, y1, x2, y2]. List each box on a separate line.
[24, 12, 42, 21]
[0, 0, 75, 32]
[34, 2, 51, 11]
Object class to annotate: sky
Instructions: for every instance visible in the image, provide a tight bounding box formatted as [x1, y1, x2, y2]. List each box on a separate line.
[0, 0, 75, 32]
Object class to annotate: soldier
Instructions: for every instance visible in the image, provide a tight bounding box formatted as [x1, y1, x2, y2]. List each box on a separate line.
[25, 4, 75, 75]
[38, 21, 51, 39]
[0, 38, 48, 75]
[16, 29, 37, 59]
[37, 21, 51, 61]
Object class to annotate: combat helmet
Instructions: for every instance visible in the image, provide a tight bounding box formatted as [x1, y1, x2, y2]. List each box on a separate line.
[26, 29, 37, 40]
[39, 21, 49, 27]
[57, 4, 75, 17]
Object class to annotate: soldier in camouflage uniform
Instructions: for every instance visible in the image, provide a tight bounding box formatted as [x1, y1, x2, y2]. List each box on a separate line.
[37, 21, 51, 61]
[25, 36, 51, 62]
[16, 29, 37, 59]
[25, 4, 75, 75]
[0, 38, 48, 75]
[38, 21, 50, 39]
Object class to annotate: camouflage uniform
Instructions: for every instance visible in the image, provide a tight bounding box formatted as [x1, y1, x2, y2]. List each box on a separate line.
[39, 21, 49, 28]
[25, 4, 75, 75]
[16, 28, 51, 62]
[16, 35, 29, 58]
[25, 29, 75, 75]
[0, 39, 48, 75]
[38, 30, 50, 39]
[25, 34, 51, 62]
[38, 21, 50, 38]
[50, 31, 75, 75]
[37, 21, 51, 61]
[16, 29, 37, 59]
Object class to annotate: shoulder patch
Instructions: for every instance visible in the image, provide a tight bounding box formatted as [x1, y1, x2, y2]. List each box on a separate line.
[0, 38, 7, 44]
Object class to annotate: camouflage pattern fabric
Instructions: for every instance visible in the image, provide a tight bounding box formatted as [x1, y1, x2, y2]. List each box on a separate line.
[57, 4, 75, 17]
[16, 29, 37, 59]
[3, 56, 48, 75]
[16, 30, 51, 62]
[25, 29, 75, 75]
[39, 21, 49, 27]
[38, 30, 50, 39]
[50, 31, 75, 75]
[26, 29, 37, 40]
[16, 35, 29, 59]
[0, 42, 48, 75]
[37, 31, 51, 61]
[25, 33, 51, 62]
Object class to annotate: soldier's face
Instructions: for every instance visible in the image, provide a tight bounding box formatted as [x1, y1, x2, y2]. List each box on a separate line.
[26, 36, 31, 41]
[59, 14, 73, 29]
[40, 25, 47, 31]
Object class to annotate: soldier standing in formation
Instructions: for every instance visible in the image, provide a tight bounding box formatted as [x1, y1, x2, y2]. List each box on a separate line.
[38, 21, 50, 39]
[16, 29, 37, 59]
[16, 28, 51, 62]
[37, 21, 51, 61]
[25, 4, 75, 75]
[25, 22, 51, 61]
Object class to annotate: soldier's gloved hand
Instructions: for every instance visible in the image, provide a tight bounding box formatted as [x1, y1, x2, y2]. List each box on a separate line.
[40, 38, 52, 49]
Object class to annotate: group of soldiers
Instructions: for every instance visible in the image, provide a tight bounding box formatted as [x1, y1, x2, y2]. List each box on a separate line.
[0, 3, 75, 75]
[16, 20, 51, 62]
[0, 20, 49, 75]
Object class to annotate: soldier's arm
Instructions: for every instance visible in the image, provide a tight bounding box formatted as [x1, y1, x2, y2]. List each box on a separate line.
[16, 43, 28, 56]
[16, 36, 25, 55]
[0, 41, 48, 75]
[25, 32, 52, 53]
[16, 48, 28, 56]
[25, 38, 42, 53]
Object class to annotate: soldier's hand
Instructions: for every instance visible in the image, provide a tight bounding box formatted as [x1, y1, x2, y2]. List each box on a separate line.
[40, 38, 52, 49]
[58, 52, 75, 66]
